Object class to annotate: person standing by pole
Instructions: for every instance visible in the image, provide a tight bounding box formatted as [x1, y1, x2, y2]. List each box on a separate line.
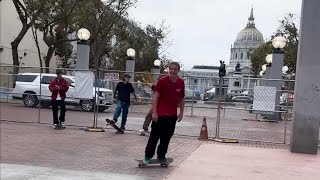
[142, 62, 185, 165]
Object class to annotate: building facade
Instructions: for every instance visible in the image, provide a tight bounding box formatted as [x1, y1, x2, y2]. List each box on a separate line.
[0, 0, 56, 69]
[227, 8, 264, 95]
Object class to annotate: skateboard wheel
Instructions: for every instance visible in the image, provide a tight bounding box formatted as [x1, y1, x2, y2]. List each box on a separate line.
[138, 164, 147, 168]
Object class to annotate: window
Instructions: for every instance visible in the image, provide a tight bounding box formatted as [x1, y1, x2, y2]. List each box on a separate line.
[16, 75, 37, 82]
[234, 82, 241, 87]
[41, 76, 56, 84]
[41, 76, 73, 85]
[240, 53, 244, 60]
[235, 53, 238, 59]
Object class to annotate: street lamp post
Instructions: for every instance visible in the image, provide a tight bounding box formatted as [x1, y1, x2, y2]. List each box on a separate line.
[76, 28, 90, 70]
[260, 64, 268, 86]
[151, 59, 161, 82]
[76, 28, 103, 132]
[125, 48, 136, 82]
[266, 36, 287, 121]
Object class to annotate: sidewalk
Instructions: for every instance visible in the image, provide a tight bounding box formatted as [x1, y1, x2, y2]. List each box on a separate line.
[0, 121, 202, 179]
[1, 163, 152, 180]
[1, 121, 319, 180]
[167, 143, 320, 180]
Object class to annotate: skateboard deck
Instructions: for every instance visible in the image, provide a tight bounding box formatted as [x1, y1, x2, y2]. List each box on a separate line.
[54, 125, 65, 130]
[135, 158, 173, 168]
[106, 118, 124, 134]
[138, 130, 149, 136]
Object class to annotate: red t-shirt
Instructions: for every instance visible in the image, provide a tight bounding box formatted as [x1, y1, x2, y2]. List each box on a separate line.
[155, 76, 185, 116]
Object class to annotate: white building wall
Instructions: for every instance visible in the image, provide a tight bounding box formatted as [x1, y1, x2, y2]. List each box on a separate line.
[0, 0, 56, 68]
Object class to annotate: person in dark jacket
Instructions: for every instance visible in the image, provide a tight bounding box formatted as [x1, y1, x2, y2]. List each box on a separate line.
[49, 69, 69, 128]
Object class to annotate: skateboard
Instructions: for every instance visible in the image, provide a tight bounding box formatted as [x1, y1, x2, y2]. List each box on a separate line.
[138, 129, 149, 136]
[54, 124, 65, 130]
[135, 158, 173, 168]
[106, 118, 124, 134]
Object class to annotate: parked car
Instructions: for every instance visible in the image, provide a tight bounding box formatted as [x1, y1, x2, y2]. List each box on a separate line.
[185, 90, 197, 103]
[231, 96, 253, 104]
[280, 93, 294, 106]
[12, 73, 113, 112]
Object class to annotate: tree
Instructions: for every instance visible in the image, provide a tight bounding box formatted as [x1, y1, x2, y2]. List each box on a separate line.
[275, 14, 299, 73]
[105, 20, 169, 72]
[33, 0, 80, 72]
[250, 14, 299, 76]
[250, 41, 273, 76]
[11, 0, 47, 75]
[31, 25, 43, 71]
[79, 0, 137, 71]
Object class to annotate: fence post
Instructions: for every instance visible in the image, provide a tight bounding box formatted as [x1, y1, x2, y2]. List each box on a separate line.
[86, 69, 104, 132]
[213, 77, 238, 143]
[37, 67, 41, 124]
[283, 80, 290, 144]
[190, 82, 195, 117]
[7, 74, 9, 103]
[215, 77, 222, 139]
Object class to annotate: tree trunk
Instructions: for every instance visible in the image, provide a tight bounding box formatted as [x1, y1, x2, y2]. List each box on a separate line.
[44, 46, 55, 73]
[10, 24, 29, 75]
[31, 26, 43, 73]
[11, 41, 20, 76]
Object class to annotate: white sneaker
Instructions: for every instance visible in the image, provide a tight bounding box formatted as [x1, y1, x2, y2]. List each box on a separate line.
[60, 122, 65, 127]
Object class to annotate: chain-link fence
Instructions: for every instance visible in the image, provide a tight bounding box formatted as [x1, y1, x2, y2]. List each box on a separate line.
[0, 65, 95, 127]
[214, 77, 295, 144]
[1, 65, 311, 145]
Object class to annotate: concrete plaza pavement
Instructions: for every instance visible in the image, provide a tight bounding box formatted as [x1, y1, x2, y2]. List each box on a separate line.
[167, 143, 320, 180]
[1, 121, 319, 180]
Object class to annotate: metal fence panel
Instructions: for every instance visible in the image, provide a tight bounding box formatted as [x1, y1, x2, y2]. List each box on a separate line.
[215, 77, 294, 144]
[2, 65, 307, 145]
[0, 66, 40, 123]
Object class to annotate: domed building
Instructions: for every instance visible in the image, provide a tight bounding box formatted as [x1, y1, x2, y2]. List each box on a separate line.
[227, 8, 264, 95]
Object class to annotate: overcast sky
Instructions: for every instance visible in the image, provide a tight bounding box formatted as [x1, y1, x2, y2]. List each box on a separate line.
[128, 0, 302, 69]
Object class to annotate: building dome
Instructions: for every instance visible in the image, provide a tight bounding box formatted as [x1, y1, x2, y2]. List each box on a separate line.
[234, 8, 264, 46]
[235, 27, 264, 44]
[227, 7, 264, 73]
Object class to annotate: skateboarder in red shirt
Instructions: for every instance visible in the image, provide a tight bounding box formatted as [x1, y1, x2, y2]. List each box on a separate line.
[142, 62, 185, 165]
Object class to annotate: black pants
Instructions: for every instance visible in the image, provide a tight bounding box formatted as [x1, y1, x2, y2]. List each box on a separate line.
[52, 100, 66, 124]
[145, 116, 177, 159]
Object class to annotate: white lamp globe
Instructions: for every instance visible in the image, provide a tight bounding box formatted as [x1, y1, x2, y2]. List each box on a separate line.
[77, 28, 90, 41]
[126, 48, 136, 58]
[259, 71, 264, 77]
[272, 36, 287, 49]
[266, 54, 273, 64]
[282, 66, 289, 73]
[153, 59, 161, 67]
[262, 64, 267, 72]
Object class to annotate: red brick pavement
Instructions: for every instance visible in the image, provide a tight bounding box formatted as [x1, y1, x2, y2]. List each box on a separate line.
[0, 122, 203, 179]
